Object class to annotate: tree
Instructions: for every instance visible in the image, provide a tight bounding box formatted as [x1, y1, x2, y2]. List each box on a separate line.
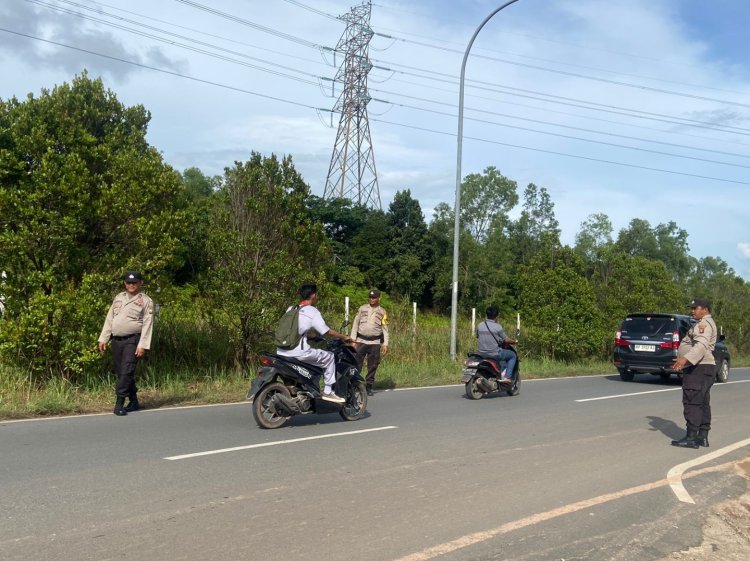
[460, 167, 518, 243]
[574, 212, 614, 265]
[383, 190, 432, 303]
[517, 248, 605, 360]
[205, 152, 327, 367]
[0, 73, 185, 379]
[509, 183, 561, 267]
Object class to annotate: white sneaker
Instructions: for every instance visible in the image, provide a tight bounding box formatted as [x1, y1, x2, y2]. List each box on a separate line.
[322, 391, 345, 404]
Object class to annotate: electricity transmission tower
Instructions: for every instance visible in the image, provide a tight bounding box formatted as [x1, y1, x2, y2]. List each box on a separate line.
[323, 1, 381, 210]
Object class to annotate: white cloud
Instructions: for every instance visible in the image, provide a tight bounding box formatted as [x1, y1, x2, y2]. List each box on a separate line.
[738, 243, 750, 259]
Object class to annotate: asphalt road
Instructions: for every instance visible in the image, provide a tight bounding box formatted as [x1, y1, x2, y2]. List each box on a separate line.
[2, 368, 749, 561]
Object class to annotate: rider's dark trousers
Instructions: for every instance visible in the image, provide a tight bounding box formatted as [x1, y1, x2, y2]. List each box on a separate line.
[681, 364, 715, 432]
[355, 342, 381, 386]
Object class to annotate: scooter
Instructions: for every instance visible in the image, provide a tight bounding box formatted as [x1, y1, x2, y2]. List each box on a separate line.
[462, 344, 521, 399]
[247, 337, 367, 429]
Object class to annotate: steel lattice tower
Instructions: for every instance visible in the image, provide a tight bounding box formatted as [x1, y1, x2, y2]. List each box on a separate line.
[323, 1, 381, 209]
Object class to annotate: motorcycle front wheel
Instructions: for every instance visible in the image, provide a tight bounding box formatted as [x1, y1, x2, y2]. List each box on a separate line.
[465, 379, 483, 400]
[252, 382, 292, 429]
[507, 373, 521, 396]
[340, 381, 367, 421]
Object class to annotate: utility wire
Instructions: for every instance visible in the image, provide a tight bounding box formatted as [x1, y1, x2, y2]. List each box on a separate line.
[379, 75, 750, 149]
[279, 0, 339, 21]
[48, 0, 334, 68]
[373, 32, 746, 98]
[369, 117, 750, 187]
[3, 26, 746, 187]
[367, 86, 750, 160]
[368, 97, 750, 170]
[174, 0, 332, 52]
[370, 46, 750, 110]
[370, 62, 750, 135]
[28, 0, 327, 85]
[0, 28, 332, 112]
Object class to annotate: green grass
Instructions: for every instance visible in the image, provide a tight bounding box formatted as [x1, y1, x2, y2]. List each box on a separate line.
[2, 309, 748, 420]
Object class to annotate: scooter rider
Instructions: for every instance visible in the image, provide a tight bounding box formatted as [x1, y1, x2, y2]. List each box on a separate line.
[476, 306, 518, 380]
[276, 282, 352, 403]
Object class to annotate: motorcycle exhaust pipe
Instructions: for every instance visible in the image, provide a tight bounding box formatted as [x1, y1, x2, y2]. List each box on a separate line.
[476, 376, 495, 392]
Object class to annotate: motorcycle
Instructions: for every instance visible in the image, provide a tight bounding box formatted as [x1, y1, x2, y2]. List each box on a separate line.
[247, 336, 367, 429]
[462, 344, 521, 399]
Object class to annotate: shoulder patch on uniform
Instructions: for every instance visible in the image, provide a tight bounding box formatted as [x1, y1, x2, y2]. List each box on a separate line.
[382, 311, 388, 325]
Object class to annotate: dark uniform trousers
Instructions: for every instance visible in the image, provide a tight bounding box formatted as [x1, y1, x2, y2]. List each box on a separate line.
[112, 333, 140, 398]
[355, 343, 381, 386]
[682, 364, 715, 431]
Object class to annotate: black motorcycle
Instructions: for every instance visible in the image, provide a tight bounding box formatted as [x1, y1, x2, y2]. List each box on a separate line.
[247, 337, 367, 429]
[462, 344, 521, 399]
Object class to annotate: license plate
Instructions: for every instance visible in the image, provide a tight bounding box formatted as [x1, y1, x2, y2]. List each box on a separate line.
[461, 370, 475, 383]
[634, 344, 655, 352]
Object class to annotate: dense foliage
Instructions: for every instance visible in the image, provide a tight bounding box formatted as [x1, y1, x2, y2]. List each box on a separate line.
[1, 74, 748, 386]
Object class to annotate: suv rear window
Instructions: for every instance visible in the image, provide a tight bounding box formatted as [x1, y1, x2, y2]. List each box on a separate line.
[620, 316, 678, 339]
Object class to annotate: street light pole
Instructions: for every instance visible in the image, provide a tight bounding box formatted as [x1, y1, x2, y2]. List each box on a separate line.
[450, 0, 522, 360]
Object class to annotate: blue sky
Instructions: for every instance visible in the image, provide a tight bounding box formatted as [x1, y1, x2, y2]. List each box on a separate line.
[1, 0, 749, 278]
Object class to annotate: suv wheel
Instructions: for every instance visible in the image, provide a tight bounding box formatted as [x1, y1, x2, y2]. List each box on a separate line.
[618, 369, 634, 382]
[715, 360, 729, 383]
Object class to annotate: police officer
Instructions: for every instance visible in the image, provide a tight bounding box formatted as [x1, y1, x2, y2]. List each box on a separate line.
[350, 289, 389, 396]
[670, 298, 717, 449]
[98, 271, 154, 416]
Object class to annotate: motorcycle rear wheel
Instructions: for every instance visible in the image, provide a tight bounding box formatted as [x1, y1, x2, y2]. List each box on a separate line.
[252, 382, 292, 429]
[465, 379, 483, 400]
[340, 381, 367, 421]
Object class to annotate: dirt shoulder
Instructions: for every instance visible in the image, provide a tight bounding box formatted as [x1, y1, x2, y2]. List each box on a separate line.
[657, 459, 750, 561]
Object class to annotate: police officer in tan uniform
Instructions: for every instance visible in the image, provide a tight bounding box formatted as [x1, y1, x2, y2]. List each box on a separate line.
[670, 298, 717, 448]
[98, 271, 154, 416]
[351, 289, 389, 396]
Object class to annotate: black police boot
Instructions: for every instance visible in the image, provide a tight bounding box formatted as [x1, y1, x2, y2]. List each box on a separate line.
[697, 429, 709, 447]
[113, 396, 128, 416]
[671, 429, 699, 449]
[366, 384, 374, 397]
[124, 395, 140, 412]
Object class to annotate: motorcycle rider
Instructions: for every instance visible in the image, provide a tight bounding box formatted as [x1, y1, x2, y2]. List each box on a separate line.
[476, 306, 518, 381]
[276, 282, 352, 403]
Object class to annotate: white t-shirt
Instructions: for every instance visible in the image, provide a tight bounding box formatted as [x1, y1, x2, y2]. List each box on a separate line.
[277, 304, 330, 354]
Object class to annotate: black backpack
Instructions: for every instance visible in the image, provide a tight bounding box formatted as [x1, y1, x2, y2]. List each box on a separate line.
[274, 305, 304, 349]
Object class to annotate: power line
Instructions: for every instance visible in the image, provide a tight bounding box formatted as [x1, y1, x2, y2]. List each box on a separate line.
[369, 96, 750, 170]
[379, 75, 750, 150]
[48, 0, 334, 69]
[174, 0, 330, 52]
[373, 31, 748, 98]
[369, 117, 750, 187]
[367, 86, 750, 160]
[370, 61, 750, 136]
[28, 0, 327, 85]
[3, 27, 747, 187]
[0, 27, 332, 112]
[279, 0, 339, 21]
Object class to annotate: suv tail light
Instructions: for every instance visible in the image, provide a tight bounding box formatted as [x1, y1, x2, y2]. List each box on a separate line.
[614, 330, 630, 347]
[659, 331, 680, 350]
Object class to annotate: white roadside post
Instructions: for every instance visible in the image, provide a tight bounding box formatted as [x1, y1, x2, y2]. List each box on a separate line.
[345, 296, 350, 325]
[412, 302, 417, 335]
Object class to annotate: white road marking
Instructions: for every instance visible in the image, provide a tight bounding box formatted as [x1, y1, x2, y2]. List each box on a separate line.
[392, 459, 742, 561]
[667, 437, 750, 503]
[163, 425, 398, 460]
[576, 379, 750, 402]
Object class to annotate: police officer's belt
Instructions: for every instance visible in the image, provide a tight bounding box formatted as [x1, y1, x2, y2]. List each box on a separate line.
[357, 333, 381, 342]
[112, 333, 140, 340]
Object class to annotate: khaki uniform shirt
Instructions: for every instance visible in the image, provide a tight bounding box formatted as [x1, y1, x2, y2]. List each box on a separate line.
[678, 314, 716, 366]
[351, 304, 389, 346]
[98, 291, 155, 350]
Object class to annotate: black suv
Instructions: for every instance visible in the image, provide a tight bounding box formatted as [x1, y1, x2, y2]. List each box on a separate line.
[613, 313, 730, 383]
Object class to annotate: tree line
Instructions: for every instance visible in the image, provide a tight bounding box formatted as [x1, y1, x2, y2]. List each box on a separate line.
[1, 73, 748, 382]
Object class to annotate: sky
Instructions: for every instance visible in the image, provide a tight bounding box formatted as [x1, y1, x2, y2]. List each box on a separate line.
[1, 0, 749, 279]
